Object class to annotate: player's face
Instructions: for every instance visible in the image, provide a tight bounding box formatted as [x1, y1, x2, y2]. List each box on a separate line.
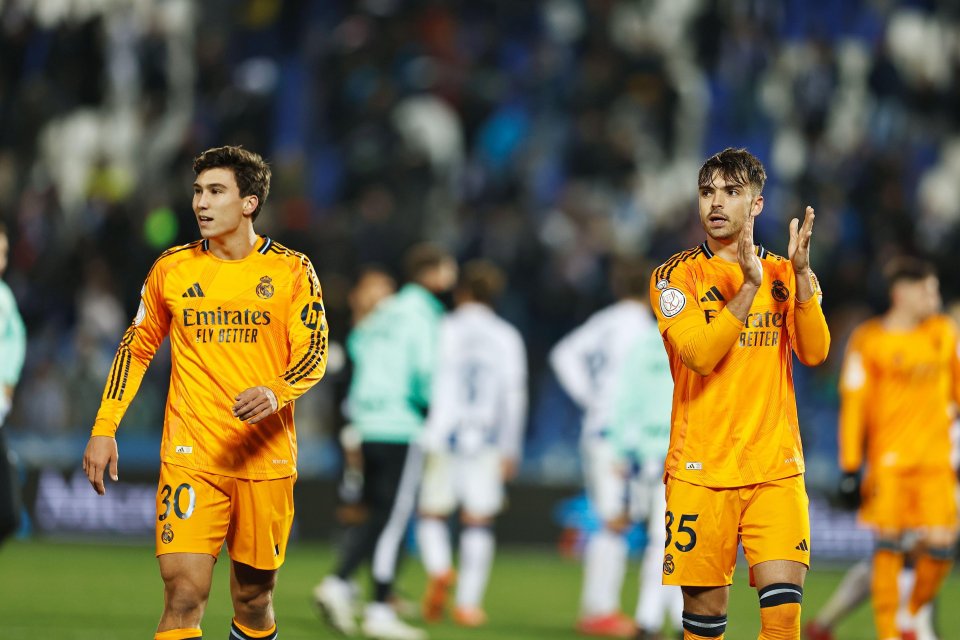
[192, 168, 257, 240]
[698, 172, 762, 241]
[920, 275, 942, 319]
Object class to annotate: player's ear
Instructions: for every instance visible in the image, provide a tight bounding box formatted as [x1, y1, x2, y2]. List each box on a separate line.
[243, 196, 258, 217]
[751, 194, 764, 218]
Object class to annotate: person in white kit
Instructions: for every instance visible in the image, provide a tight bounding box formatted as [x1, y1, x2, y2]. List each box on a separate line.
[609, 314, 684, 640]
[549, 259, 655, 638]
[416, 259, 528, 627]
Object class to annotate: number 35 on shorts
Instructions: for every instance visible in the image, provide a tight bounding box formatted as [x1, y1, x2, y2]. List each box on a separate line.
[664, 511, 698, 552]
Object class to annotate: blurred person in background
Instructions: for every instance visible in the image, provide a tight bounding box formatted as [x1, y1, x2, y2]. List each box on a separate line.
[314, 243, 456, 640]
[550, 258, 657, 638]
[0, 223, 26, 546]
[831, 257, 958, 640]
[607, 263, 683, 640]
[416, 259, 527, 628]
[650, 148, 829, 640]
[82, 146, 329, 640]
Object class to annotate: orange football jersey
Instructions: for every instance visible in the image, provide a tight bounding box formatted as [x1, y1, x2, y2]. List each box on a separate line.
[650, 242, 830, 488]
[92, 236, 328, 479]
[838, 314, 960, 474]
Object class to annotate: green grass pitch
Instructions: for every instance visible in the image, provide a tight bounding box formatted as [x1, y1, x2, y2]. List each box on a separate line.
[0, 539, 957, 639]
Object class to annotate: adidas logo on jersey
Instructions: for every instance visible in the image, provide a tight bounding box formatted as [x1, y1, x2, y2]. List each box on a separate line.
[182, 283, 205, 298]
[700, 286, 725, 303]
[795, 539, 809, 551]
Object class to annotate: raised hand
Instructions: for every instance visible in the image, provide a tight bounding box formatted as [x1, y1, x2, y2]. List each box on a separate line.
[738, 209, 763, 287]
[789, 206, 816, 275]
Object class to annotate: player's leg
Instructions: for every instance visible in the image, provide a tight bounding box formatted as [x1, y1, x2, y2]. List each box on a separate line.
[363, 442, 427, 640]
[229, 562, 279, 639]
[452, 448, 503, 627]
[663, 476, 740, 640]
[634, 462, 682, 638]
[154, 464, 230, 639]
[417, 451, 455, 622]
[226, 473, 294, 639]
[0, 428, 22, 546]
[157, 553, 216, 639]
[871, 533, 905, 640]
[739, 475, 810, 640]
[578, 438, 633, 637]
[803, 558, 870, 640]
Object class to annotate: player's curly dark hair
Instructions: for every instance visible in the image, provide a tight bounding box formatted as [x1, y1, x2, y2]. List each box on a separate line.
[193, 146, 271, 221]
[698, 147, 766, 195]
[882, 255, 936, 288]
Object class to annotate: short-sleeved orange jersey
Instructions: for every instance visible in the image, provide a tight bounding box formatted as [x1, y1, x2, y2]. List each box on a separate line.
[838, 314, 960, 474]
[650, 242, 829, 488]
[92, 236, 328, 480]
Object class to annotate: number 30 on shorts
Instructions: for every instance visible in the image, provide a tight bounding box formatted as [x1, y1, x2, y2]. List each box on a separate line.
[158, 483, 196, 521]
[664, 511, 698, 552]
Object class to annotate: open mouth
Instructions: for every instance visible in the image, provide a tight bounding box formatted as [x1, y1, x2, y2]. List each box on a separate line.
[707, 212, 727, 226]
[198, 215, 213, 223]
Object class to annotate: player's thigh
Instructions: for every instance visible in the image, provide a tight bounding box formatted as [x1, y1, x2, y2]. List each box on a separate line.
[460, 449, 504, 519]
[909, 469, 959, 530]
[226, 474, 295, 570]
[662, 476, 740, 587]
[583, 439, 627, 523]
[739, 475, 810, 572]
[158, 552, 217, 603]
[156, 463, 231, 558]
[419, 451, 456, 517]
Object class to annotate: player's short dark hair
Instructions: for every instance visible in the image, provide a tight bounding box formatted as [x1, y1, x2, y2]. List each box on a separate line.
[193, 146, 271, 221]
[403, 242, 452, 282]
[883, 256, 936, 289]
[610, 256, 650, 300]
[457, 259, 506, 306]
[698, 147, 766, 195]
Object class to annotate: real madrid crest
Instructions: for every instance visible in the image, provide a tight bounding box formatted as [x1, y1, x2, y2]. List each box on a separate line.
[771, 279, 789, 302]
[256, 275, 274, 299]
[161, 523, 174, 544]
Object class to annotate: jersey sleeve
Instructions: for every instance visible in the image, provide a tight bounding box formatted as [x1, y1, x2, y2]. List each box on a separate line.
[548, 321, 595, 408]
[789, 268, 830, 366]
[838, 326, 869, 472]
[264, 257, 328, 407]
[420, 319, 459, 452]
[91, 263, 171, 437]
[498, 329, 528, 461]
[0, 283, 26, 387]
[947, 317, 960, 409]
[650, 263, 743, 376]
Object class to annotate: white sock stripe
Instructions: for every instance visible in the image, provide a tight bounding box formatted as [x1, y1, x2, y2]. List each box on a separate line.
[759, 587, 803, 600]
[230, 625, 278, 640]
[682, 616, 727, 628]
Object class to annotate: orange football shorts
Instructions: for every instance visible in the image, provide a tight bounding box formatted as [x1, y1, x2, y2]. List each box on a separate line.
[155, 462, 295, 570]
[662, 473, 810, 587]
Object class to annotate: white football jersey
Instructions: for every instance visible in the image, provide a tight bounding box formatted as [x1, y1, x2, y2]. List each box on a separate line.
[549, 299, 654, 441]
[421, 303, 528, 458]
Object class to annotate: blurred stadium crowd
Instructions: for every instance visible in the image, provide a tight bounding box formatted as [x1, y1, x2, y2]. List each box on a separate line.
[3, 0, 960, 489]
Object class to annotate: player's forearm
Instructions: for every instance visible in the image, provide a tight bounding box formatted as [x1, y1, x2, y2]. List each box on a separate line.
[673, 306, 745, 376]
[837, 403, 866, 472]
[268, 333, 328, 406]
[793, 297, 830, 365]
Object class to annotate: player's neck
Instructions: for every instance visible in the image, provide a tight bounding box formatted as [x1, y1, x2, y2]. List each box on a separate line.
[707, 236, 739, 262]
[883, 307, 922, 331]
[207, 226, 258, 261]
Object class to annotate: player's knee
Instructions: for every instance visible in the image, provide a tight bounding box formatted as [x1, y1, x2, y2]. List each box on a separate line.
[460, 512, 492, 527]
[603, 516, 630, 534]
[163, 578, 209, 619]
[757, 582, 802, 640]
[232, 582, 275, 617]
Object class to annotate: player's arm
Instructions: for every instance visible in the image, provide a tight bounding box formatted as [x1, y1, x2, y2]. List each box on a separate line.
[787, 206, 830, 365]
[84, 268, 171, 494]
[836, 328, 870, 507]
[499, 331, 528, 480]
[0, 286, 26, 424]
[548, 321, 595, 408]
[656, 211, 762, 376]
[242, 257, 328, 423]
[420, 320, 458, 452]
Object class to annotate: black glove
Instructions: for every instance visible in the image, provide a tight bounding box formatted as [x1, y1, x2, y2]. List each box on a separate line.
[837, 471, 862, 511]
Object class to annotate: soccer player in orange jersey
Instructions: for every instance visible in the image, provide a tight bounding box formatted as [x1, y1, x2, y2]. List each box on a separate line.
[650, 148, 830, 640]
[82, 146, 328, 640]
[837, 257, 959, 640]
